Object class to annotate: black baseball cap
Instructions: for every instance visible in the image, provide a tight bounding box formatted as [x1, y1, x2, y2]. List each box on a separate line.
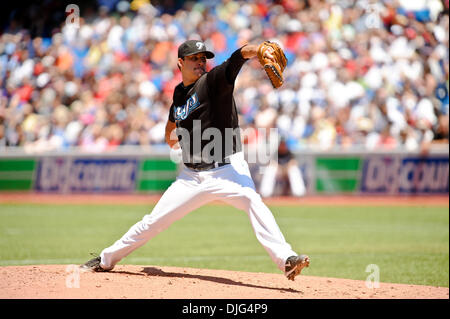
[178, 40, 215, 59]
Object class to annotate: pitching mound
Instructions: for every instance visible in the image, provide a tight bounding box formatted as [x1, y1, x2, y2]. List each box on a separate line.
[0, 265, 447, 299]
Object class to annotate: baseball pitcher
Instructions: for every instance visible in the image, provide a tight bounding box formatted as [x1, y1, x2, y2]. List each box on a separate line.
[81, 40, 309, 281]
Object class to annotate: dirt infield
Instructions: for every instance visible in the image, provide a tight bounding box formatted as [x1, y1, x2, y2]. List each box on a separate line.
[0, 192, 448, 206]
[0, 265, 448, 299]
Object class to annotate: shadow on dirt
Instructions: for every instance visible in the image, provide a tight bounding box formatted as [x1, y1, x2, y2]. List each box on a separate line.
[111, 267, 302, 294]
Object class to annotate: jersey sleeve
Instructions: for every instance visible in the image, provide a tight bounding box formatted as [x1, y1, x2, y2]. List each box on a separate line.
[168, 103, 175, 122]
[169, 83, 184, 122]
[206, 47, 248, 94]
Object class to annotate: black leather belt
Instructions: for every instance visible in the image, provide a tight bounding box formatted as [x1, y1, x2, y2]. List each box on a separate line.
[184, 161, 230, 172]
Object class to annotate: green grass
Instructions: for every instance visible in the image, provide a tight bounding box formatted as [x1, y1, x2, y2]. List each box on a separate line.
[0, 203, 448, 287]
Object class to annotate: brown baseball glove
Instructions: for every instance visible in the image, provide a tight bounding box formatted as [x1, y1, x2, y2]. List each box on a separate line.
[257, 41, 288, 89]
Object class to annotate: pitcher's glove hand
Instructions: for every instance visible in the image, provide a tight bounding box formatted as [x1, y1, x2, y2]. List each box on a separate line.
[257, 41, 287, 89]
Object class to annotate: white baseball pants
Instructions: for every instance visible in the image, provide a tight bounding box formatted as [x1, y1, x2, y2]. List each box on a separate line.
[100, 152, 297, 272]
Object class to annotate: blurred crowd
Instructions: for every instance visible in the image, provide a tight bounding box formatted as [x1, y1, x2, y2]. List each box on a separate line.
[0, 0, 448, 154]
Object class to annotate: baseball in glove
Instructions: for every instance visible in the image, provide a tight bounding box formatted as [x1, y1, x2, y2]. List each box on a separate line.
[257, 41, 287, 89]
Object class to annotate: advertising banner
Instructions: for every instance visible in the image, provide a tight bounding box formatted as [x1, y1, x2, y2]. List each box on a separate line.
[35, 157, 138, 193]
[1, 151, 447, 195]
[0, 159, 36, 191]
[315, 157, 361, 193]
[361, 156, 449, 194]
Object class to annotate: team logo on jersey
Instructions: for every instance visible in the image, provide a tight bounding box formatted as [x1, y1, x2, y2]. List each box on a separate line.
[174, 93, 200, 121]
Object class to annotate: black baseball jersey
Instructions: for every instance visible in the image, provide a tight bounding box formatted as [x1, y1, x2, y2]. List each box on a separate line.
[169, 47, 248, 169]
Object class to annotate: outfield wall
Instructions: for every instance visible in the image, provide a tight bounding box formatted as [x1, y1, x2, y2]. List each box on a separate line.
[266, 151, 449, 196]
[0, 147, 448, 195]
[0, 148, 177, 193]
